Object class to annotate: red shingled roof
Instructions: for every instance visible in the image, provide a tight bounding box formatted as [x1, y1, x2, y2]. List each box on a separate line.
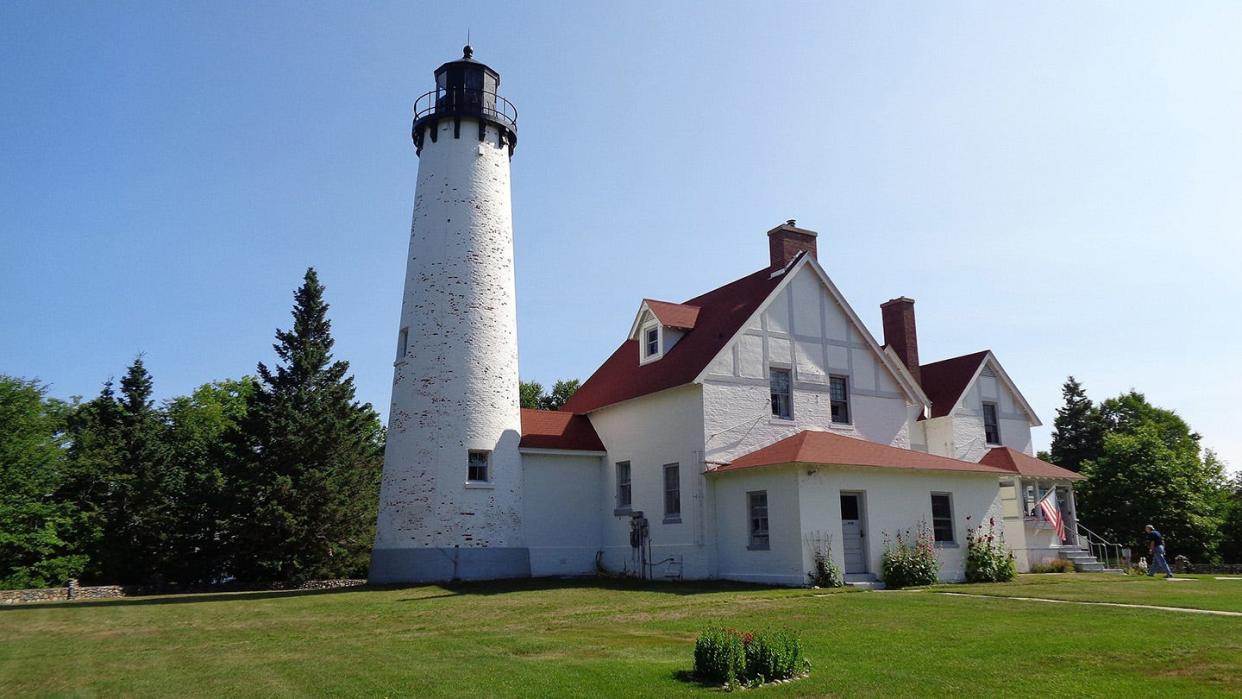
[918, 350, 990, 419]
[979, 447, 1083, 480]
[644, 299, 701, 330]
[518, 409, 605, 451]
[716, 430, 1013, 475]
[564, 266, 784, 413]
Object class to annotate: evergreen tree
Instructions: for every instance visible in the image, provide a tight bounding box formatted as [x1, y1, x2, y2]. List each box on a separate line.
[1048, 376, 1105, 472]
[1220, 472, 1242, 564]
[0, 376, 87, 588]
[58, 379, 125, 582]
[113, 356, 177, 583]
[228, 268, 384, 582]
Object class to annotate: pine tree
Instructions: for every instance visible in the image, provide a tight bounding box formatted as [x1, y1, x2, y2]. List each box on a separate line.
[228, 268, 384, 582]
[1048, 376, 1105, 472]
[59, 379, 125, 582]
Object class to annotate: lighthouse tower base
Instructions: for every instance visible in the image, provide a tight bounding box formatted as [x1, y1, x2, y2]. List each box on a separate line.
[369, 547, 531, 584]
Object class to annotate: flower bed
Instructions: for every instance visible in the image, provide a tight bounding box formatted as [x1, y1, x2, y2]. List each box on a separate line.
[693, 627, 809, 690]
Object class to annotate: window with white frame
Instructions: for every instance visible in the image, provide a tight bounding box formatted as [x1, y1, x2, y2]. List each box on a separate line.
[644, 325, 660, 358]
[748, 490, 769, 549]
[770, 367, 792, 419]
[663, 463, 680, 521]
[829, 375, 850, 424]
[930, 492, 955, 543]
[467, 450, 490, 482]
[616, 461, 631, 510]
[982, 402, 1001, 445]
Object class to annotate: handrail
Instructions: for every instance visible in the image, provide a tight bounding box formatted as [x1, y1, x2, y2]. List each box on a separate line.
[411, 87, 517, 130]
[1075, 522, 1124, 570]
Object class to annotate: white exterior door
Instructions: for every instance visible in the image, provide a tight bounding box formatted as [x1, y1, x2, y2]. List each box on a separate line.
[840, 492, 866, 574]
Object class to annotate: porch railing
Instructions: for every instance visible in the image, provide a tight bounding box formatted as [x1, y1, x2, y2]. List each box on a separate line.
[1075, 522, 1124, 569]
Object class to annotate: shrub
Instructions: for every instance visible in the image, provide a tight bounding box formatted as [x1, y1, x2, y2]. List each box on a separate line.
[1031, 558, 1076, 574]
[881, 521, 939, 588]
[693, 627, 805, 688]
[965, 517, 1016, 583]
[805, 531, 844, 588]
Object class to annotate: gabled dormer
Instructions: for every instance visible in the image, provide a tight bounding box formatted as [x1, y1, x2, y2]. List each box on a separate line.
[629, 299, 701, 365]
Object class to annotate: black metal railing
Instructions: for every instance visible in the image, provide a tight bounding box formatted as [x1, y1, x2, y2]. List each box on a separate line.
[412, 88, 517, 131]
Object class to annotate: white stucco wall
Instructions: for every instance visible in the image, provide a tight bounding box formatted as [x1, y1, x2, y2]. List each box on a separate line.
[711, 466, 805, 585]
[795, 466, 1004, 583]
[701, 265, 917, 466]
[374, 120, 524, 554]
[940, 362, 1035, 462]
[585, 385, 712, 580]
[522, 451, 604, 576]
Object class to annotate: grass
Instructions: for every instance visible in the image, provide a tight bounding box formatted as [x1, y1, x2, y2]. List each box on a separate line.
[0, 575, 1239, 697]
[944, 572, 1242, 613]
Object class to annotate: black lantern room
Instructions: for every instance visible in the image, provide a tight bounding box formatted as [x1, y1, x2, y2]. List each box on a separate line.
[412, 45, 517, 156]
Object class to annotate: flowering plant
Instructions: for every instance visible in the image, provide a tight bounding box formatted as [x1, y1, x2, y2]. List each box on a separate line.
[804, 530, 844, 588]
[693, 626, 807, 689]
[881, 520, 939, 588]
[965, 517, 1016, 583]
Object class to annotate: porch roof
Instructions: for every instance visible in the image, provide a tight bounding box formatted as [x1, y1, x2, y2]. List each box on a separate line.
[714, 430, 1015, 476]
[978, 446, 1084, 481]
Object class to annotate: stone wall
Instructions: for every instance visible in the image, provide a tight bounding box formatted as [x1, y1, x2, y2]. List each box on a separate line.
[0, 579, 367, 605]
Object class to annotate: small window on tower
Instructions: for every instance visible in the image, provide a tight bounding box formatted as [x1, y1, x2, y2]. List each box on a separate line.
[467, 450, 490, 483]
[397, 327, 409, 360]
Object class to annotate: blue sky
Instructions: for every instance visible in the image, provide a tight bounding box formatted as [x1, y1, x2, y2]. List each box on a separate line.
[3, 2, 1239, 472]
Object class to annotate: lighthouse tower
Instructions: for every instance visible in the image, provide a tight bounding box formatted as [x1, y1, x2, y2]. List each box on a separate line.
[370, 47, 527, 583]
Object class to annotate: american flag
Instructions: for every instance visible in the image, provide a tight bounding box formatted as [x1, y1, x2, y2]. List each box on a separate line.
[1038, 489, 1066, 542]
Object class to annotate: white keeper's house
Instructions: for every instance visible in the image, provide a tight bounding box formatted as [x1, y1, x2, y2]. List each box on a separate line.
[370, 48, 1091, 587]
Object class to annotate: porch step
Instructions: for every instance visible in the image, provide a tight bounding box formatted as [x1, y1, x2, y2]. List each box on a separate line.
[844, 573, 886, 590]
[1059, 548, 1107, 572]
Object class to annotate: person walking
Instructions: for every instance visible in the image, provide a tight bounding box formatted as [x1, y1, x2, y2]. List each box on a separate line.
[1145, 524, 1174, 578]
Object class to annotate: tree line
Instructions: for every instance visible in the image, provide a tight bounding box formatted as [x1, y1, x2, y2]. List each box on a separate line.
[0, 269, 384, 590]
[1046, 377, 1241, 562]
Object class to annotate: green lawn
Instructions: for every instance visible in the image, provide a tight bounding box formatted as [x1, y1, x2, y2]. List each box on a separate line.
[945, 572, 1242, 613]
[1, 575, 1240, 697]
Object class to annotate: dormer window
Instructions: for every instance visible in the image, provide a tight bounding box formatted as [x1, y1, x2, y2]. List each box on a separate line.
[645, 326, 659, 358]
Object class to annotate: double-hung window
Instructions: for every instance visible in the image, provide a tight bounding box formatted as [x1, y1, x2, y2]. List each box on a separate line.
[644, 326, 659, 359]
[748, 491, 769, 549]
[982, 402, 1001, 445]
[663, 463, 680, 522]
[930, 492, 954, 544]
[467, 450, 490, 482]
[829, 375, 850, 424]
[770, 368, 792, 419]
[616, 461, 632, 510]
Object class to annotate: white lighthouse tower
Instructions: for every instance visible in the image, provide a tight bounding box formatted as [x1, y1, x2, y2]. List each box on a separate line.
[370, 47, 527, 583]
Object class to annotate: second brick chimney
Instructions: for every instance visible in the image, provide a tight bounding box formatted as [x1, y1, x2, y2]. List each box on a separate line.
[768, 220, 817, 271]
[881, 297, 921, 385]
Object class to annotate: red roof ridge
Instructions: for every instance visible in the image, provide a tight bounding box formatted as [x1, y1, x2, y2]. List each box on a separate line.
[717, 429, 1013, 476]
[518, 408, 605, 452]
[979, 446, 1083, 480]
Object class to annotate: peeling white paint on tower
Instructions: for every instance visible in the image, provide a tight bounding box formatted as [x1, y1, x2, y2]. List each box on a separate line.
[370, 47, 528, 583]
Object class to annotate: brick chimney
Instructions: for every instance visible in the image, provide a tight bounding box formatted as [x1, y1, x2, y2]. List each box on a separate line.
[881, 297, 921, 384]
[767, 219, 817, 271]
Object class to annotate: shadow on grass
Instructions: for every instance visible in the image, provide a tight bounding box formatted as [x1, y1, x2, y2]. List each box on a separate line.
[397, 576, 797, 602]
[0, 585, 375, 611]
[2, 576, 800, 611]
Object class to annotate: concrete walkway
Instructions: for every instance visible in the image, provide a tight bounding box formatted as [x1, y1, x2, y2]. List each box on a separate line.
[936, 591, 1242, 618]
